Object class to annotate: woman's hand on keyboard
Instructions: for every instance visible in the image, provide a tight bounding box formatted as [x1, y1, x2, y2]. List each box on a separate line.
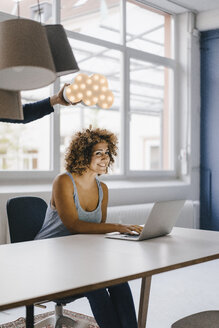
[117, 224, 143, 235]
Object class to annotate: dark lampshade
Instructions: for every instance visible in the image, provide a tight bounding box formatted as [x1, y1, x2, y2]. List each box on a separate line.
[0, 89, 23, 120]
[0, 19, 56, 91]
[45, 24, 79, 77]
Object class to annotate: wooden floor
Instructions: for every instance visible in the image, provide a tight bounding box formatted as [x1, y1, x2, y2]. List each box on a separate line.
[0, 259, 219, 328]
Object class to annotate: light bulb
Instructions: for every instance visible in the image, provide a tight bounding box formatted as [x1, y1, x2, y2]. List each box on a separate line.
[98, 89, 114, 109]
[93, 74, 100, 80]
[93, 85, 99, 91]
[86, 90, 92, 96]
[63, 72, 114, 108]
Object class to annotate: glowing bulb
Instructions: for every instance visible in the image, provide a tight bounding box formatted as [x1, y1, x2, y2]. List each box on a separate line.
[93, 85, 99, 91]
[93, 97, 98, 102]
[66, 87, 71, 94]
[107, 96, 113, 101]
[100, 78, 106, 84]
[86, 79, 92, 85]
[94, 74, 100, 80]
[100, 94, 105, 100]
[80, 83, 86, 89]
[86, 90, 92, 96]
[76, 75, 82, 81]
[102, 103, 108, 108]
[101, 86, 107, 92]
[73, 84, 78, 90]
[77, 92, 83, 98]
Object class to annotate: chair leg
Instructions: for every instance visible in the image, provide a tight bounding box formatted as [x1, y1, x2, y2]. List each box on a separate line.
[55, 315, 78, 328]
[54, 304, 90, 328]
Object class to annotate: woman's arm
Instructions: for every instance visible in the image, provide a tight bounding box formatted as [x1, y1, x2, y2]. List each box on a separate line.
[0, 98, 53, 124]
[100, 181, 108, 223]
[0, 84, 78, 124]
[52, 174, 142, 235]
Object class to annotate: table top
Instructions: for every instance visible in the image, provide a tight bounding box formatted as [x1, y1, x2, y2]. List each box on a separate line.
[0, 227, 219, 311]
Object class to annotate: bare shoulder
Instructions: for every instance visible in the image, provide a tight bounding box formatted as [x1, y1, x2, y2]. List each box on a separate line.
[100, 181, 108, 193]
[53, 173, 74, 189]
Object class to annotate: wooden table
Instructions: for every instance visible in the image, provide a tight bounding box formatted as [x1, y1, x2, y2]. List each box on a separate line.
[0, 227, 219, 327]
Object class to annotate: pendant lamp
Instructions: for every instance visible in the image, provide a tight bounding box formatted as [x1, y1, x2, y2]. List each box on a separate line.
[0, 18, 56, 91]
[0, 89, 23, 120]
[45, 24, 79, 77]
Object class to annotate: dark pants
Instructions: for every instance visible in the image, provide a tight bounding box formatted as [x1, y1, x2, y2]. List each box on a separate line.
[84, 282, 138, 328]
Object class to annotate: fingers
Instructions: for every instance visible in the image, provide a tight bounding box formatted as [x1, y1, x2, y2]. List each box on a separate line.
[128, 225, 143, 234]
[119, 224, 142, 235]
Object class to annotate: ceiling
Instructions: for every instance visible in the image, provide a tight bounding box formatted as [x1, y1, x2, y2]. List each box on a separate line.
[140, 0, 219, 14]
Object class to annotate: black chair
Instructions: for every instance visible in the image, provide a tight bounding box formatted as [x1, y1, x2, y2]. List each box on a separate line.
[7, 196, 86, 328]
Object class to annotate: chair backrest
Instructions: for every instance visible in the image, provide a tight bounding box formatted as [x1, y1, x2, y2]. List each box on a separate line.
[7, 196, 48, 243]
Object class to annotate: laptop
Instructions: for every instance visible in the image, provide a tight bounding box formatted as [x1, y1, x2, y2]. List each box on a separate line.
[105, 200, 185, 241]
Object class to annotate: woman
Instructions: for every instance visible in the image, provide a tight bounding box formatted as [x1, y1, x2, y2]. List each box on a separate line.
[35, 127, 142, 328]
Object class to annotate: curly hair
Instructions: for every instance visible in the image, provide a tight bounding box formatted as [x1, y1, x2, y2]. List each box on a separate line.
[65, 128, 118, 175]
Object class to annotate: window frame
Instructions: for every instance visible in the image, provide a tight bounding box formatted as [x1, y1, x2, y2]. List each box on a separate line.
[0, 0, 178, 181]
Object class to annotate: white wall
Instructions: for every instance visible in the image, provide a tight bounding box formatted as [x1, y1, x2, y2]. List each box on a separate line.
[197, 9, 219, 31]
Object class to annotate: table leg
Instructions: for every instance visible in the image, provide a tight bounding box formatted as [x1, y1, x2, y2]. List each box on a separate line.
[138, 276, 152, 328]
[26, 304, 34, 328]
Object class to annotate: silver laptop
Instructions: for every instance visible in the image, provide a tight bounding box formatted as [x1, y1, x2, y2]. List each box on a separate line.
[105, 200, 185, 241]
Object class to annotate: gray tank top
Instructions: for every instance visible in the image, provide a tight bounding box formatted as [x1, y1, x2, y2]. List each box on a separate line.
[35, 172, 103, 239]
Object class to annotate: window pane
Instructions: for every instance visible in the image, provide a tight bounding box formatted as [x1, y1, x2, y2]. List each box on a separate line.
[60, 39, 121, 174]
[0, 0, 53, 23]
[129, 58, 173, 171]
[0, 86, 52, 171]
[126, 0, 172, 58]
[61, 0, 121, 44]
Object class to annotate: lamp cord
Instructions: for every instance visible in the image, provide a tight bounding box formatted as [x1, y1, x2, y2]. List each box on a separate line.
[37, 0, 42, 24]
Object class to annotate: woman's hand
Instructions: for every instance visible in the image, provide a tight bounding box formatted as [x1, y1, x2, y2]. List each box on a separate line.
[117, 224, 143, 235]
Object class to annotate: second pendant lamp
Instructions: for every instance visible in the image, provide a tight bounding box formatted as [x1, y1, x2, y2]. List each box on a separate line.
[45, 24, 79, 77]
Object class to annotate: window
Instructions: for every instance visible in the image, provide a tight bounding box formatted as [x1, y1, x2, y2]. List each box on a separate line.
[61, 0, 121, 44]
[126, 1, 172, 58]
[0, 0, 53, 23]
[0, 86, 52, 171]
[60, 39, 121, 173]
[0, 0, 175, 178]
[129, 59, 173, 171]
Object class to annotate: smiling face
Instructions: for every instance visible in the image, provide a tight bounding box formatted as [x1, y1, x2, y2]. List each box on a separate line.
[88, 142, 110, 175]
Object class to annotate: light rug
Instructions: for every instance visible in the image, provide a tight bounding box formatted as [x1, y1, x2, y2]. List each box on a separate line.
[0, 309, 99, 328]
